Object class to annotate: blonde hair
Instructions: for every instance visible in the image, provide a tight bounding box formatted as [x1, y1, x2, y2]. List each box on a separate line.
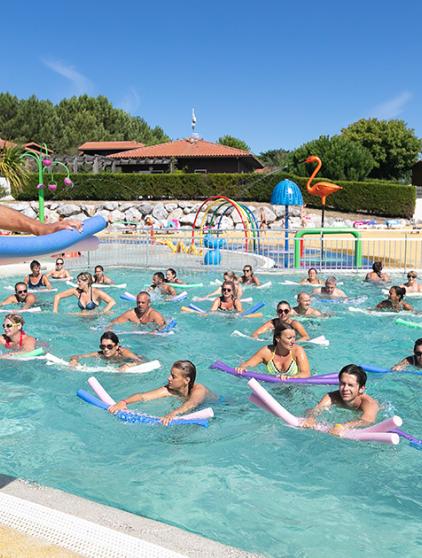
[4, 313, 25, 327]
[77, 272, 94, 286]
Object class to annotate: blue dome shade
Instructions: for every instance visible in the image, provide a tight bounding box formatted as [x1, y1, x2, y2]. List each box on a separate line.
[271, 179, 303, 206]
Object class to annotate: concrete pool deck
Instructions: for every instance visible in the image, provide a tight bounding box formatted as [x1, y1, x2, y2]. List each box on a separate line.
[0, 474, 260, 557]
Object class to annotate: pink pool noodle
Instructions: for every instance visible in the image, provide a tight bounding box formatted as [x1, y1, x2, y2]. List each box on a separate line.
[249, 394, 281, 418]
[88, 377, 116, 406]
[178, 408, 214, 420]
[342, 431, 400, 444]
[247, 379, 300, 426]
[359, 416, 402, 433]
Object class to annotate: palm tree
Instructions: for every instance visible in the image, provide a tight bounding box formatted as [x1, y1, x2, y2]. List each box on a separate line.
[0, 145, 29, 196]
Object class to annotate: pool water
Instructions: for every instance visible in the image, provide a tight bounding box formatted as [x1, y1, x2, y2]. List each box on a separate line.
[0, 269, 420, 558]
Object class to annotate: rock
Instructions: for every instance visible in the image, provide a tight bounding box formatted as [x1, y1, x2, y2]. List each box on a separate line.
[165, 203, 178, 212]
[138, 202, 154, 215]
[22, 206, 37, 219]
[235, 223, 244, 230]
[110, 209, 125, 222]
[179, 201, 193, 209]
[152, 203, 168, 221]
[30, 201, 39, 211]
[58, 204, 82, 217]
[260, 206, 277, 223]
[273, 206, 285, 218]
[102, 202, 119, 211]
[48, 202, 59, 211]
[10, 203, 27, 211]
[124, 207, 142, 222]
[45, 210, 60, 223]
[119, 202, 134, 211]
[168, 208, 184, 221]
[94, 209, 110, 221]
[217, 215, 233, 230]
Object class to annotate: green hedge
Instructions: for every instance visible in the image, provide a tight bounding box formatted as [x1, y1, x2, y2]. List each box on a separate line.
[13, 171, 416, 218]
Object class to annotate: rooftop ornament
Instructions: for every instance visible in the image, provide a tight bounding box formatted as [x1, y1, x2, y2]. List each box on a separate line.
[21, 143, 73, 223]
[271, 179, 303, 268]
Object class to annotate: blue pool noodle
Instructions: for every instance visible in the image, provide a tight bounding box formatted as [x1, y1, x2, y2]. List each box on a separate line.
[240, 302, 265, 317]
[77, 389, 208, 427]
[0, 215, 107, 257]
[360, 364, 422, 376]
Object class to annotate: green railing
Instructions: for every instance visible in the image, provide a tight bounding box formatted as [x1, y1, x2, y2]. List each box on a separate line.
[294, 228, 362, 269]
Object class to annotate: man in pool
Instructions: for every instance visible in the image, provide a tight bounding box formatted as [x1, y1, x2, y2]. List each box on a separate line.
[312, 276, 347, 299]
[149, 272, 176, 297]
[291, 292, 322, 317]
[0, 282, 37, 309]
[392, 338, 422, 371]
[302, 364, 379, 436]
[111, 291, 166, 328]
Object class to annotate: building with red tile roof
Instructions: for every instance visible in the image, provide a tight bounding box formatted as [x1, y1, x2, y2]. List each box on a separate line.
[108, 137, 263, 173]
[79, 141, 145, 157]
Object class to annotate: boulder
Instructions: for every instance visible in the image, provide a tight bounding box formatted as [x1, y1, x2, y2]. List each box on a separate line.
[124, 207, 143, 222]
[152, 203, 168, 221]
[179, 201, 193, 209]
[22, 206, 37, 219]
[216, 215, 233, 230]
[58, 204, 82, 217]
[168, 208, 184, 221]
[138, 202, 154, 216]
[10, 203, 28, 212]
[260, 206, 277, 224]
[165, 203, 178, 212]
[110, 209, 125, 222]
[102, 202, 119, 211]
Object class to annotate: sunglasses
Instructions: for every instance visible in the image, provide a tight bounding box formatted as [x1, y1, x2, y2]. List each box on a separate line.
[243, 269, 251, 272]
[56, 262, 64, 266]
[408, 275, 416, 279]
[222, 288, 232, 292]
[414, 351, 422, 357]
[2, 323, 14, 329]
[278, 308, 290, 315]
[100, 344, 115, 350]
[17, 289, 27, 294]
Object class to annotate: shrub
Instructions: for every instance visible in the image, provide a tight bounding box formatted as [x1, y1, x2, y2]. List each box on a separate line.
[13, 171, 416, 218]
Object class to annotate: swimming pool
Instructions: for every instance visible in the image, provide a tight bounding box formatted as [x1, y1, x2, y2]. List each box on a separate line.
[0, 269, 420, 558]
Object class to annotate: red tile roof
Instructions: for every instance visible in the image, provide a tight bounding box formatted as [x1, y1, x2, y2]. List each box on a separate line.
[79, 141, 144, 151]
[108, 138, 255, 159]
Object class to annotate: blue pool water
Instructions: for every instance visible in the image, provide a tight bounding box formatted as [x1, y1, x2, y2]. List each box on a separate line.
[0, 269, 420, 557]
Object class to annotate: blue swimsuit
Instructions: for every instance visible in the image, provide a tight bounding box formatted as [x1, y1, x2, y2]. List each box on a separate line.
[77, 288, 98, 311]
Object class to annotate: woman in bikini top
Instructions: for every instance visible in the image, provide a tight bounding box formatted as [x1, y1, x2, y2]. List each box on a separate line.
[0, 313, 36, 354]
[53, 272, 116, 314]
[251, 301, 309, 341]
[236, 323, 310, 380]
[210, 281, 243, 313]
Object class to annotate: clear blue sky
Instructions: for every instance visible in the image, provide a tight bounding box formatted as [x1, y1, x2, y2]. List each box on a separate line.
[1, 0, 421, 154]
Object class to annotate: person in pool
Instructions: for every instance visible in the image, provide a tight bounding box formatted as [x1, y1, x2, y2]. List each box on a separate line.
[93, 265, 113, 285]
[149, 272, 176, 297]
[210, 281, 243, 313]
[401, 271, 422, 293]
[392, 338, 422, 371]
[375, 286, 413, 312]
[24, 260, 52, 290]
[201, 271, 243, 301]
[251, 300, 309, 341]
[46, 257, 72, 280]
[0, 282, 37, 309]
[108, 359, 212, 426]
[365, 261, 390, 283]
[301, 267, 323, 285]
[236, 323, 310, 380]
[291, 292, 322, 318]
[69, 331, 143, 371]
[0, 313, 36, 355]
[165, 268, 184, 284]
[53, 272, 116, 314]
[111, 291, 166, 328]
[313, 276, 347, 298]
[302, 364, 379, 436]
[240, 265, 260, 286]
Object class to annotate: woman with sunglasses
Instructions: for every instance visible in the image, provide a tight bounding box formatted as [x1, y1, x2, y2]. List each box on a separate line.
[375, 286, 413, 312]
[251, 300, 309, 341]
[53, 272, 116, 314]
[0, 283, 37, 310]
[210, 281, 243, 313]
[47, 258, 72, 280]
[0, 314, 36, 355]
[69, 332, 142, 371]
[392, 338, 422, 371]
[300, 267, 323, 285]
[108, 359, 212, 426]
[401, 271, 422, 293]
[198, 271, 243, 301]
[365, 261, 390, 283]
[236, 323, 310, 380]
[240, 266, 261, 286]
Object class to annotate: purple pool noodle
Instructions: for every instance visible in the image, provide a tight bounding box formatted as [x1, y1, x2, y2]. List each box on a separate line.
[210, 360, 338, 385]
[389, 429, 422, 446]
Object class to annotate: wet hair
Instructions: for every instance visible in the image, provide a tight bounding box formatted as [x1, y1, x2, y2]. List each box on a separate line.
[30, 260, 41, 270]
[95, 265, 104, 272]
[372, 261, 383, 277]
[171, 360, 197, 394]
[273, 322, 295, 345]
[136, 291, 151, 300]
[221, 280, 236, 297]
[326, 276, 337, 285]
[338, 364, 367, 388]
[77, 272, 94, 286]
[4, 313, 25, 327]
[308, 267, 318, 274]
[297, 291, 309, 301]
[390, 285, 406, 300]
[413, 338, 422, 351]
[153, 272, 165, 281]
[14, 282, 27, 292]
[224, 271, 239, 282]
[100, 331, 119, 345]
[276, 300, 291, 310]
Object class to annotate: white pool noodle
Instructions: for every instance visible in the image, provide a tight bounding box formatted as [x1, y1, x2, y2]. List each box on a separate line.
[178, 407, 214, 420]
[249, 394, 281, 418]
[342, 431, 400, 445]
[358, 415, 403, 433]
[88, 377, 115, 406]
[247, 378, 300, 427]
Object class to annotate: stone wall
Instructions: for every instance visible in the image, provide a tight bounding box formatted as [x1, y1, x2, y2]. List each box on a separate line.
[4, 200, 358, 230]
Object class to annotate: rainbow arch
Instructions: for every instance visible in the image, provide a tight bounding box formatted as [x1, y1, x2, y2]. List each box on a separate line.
[191, 196, 260, 252]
